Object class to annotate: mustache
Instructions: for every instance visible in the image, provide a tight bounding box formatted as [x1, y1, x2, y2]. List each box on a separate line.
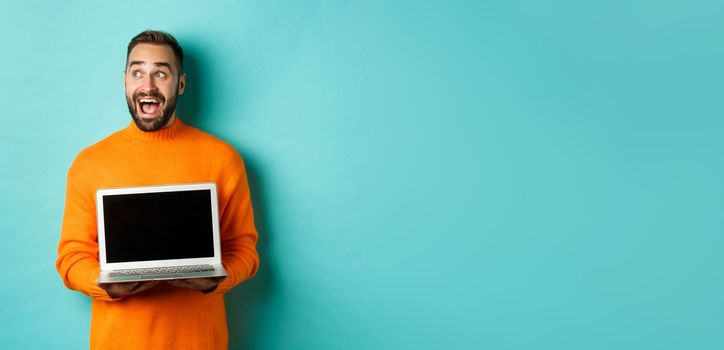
[133, 91, 166, 102]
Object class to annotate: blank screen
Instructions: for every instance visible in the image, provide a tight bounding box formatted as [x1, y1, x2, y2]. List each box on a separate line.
[103, 189, 215, 263]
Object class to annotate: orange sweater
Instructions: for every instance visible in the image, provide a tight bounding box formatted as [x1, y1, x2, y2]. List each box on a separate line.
[56, 118, 259, 349]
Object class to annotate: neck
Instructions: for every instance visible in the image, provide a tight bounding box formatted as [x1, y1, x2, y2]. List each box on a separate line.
[162, 114, 177, 129]
[123, 116, 186, 143]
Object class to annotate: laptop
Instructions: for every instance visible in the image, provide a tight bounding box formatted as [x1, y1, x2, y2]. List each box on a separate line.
[96, 183, 228, 283]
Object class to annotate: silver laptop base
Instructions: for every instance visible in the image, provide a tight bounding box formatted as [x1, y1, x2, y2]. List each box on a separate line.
[98, 265, 227, 283]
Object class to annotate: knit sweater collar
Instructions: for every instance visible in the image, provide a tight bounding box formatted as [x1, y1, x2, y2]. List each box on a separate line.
[121, 117, 187, 143]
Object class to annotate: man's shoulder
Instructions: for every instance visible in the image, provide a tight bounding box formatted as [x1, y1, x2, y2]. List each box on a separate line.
[63, 128, 128, 185]
[71, 129, 125, 166]
[183, 124, 243, 162]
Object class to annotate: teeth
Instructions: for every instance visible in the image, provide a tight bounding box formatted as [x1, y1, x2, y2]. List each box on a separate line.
[139, 98, 158, 103]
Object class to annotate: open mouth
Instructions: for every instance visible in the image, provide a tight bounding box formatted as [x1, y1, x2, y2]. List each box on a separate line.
[137, 97, 162, 116]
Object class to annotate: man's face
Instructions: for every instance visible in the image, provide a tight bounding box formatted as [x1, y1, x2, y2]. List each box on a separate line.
[124, 43, 186, 131]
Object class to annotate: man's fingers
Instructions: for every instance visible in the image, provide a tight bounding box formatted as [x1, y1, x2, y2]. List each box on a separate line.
[106, 282, 136, 293]
[98, 282, 132, 298]
[165, 277, 221, 291]
[166, 279, 193, 288]
[129, 281, 158, 294]
[97, 281, 159, 298]
[139, 281, 159, 291]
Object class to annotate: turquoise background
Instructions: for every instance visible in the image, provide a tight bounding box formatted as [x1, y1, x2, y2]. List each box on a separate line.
[1, 0, 723, 349]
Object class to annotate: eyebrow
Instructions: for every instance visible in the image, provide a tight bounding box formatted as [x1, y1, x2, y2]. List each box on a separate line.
[128, 60, 173, 70]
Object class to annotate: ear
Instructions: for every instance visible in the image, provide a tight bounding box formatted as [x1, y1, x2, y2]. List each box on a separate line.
[178, 73, 187, 95]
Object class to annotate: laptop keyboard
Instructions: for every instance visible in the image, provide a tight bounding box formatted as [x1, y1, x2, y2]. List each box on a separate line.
[108, 264, 215, 277]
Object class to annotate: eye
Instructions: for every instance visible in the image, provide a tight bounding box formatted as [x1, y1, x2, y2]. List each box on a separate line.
[131, 71, 142, 78]
[155, 72, 167, 78]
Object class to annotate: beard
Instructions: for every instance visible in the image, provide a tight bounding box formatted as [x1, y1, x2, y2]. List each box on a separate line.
[125, 87, 179, 132]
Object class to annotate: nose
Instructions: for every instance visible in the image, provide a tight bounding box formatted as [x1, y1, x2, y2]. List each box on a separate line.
[140, 75, 157, 92]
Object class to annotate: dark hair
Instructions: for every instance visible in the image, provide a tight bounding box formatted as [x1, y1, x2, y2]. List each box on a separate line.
[126, 30, 184, 73]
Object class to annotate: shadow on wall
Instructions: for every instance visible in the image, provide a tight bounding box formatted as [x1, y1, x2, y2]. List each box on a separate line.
[176, 43, 204, 125]
[177, 43, 274, 348]
[226, 156, 274, 349]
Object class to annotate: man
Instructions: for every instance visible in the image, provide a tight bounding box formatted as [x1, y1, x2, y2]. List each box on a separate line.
[56, 30, 259, 349]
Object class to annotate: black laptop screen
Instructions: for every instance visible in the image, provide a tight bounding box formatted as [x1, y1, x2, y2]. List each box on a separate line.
[102, 189, 215, 263]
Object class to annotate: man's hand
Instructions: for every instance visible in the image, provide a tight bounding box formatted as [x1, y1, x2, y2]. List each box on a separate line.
[98, 281, 159, 299]
[166, 276, 226, 293]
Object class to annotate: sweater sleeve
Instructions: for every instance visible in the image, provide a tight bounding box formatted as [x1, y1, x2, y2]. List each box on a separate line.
[210, 153, 260, 295]
[56, 155, 116, 302]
